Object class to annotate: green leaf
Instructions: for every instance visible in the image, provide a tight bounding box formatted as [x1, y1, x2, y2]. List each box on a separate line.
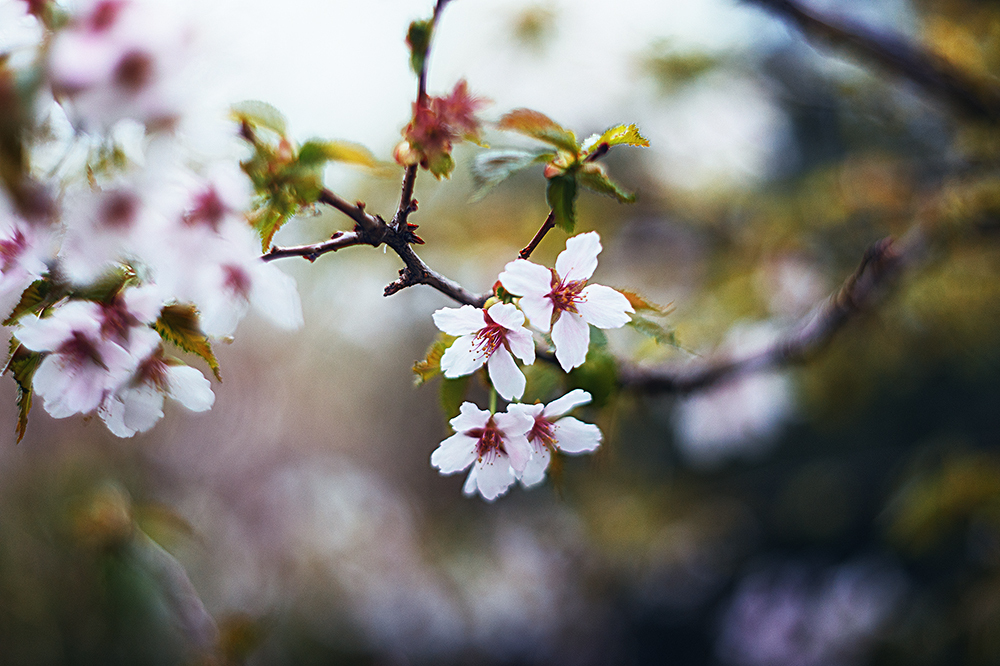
[627, 315, 680, 347]
[297, 140, 381, 169]
[250, 206, 287, 253]
[618, 289, 673, 316]
[440, 376, 470, 420]
[470, 148, 554, 201]
[407, 19, 434, 75]
[154, 305, 222, 382]
[577, 163, 635, 203]
[587, 123, 650, 151]
[566, 329, 617, 409]
[413, 334, 455, 386]
[497, 109, 579, 154]
[546, 174, 577, 232]
[230, 100, 287, 136]
[3, 341, 41, 443]
[72, 265, 138, 303]
[3, 278, 64, 326]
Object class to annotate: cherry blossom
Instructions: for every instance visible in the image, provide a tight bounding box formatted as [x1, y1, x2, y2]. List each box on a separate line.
[98, 327, 213, 437]
[498, 231, 634, 371]
[430, 402, 533, 501]
[0, 216, 53, 319]
[508, 389, 602, 487]
[432, 302, 535, 401]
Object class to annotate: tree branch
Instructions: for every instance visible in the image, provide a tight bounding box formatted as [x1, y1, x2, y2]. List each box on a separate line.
[746, 0, 1000, 121]
[519, 210, 556, 260]
[619, 230, 924, 394]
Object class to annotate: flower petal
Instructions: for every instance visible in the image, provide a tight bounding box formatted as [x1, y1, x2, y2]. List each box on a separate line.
[518, 294, 554, 333]
[555, 231, 601, 282]
[506, 327, 536, 366]
[487, 346, 525, 401]
[551, 310, 591, 371]
[166, 365, 215, 412]
[518, 444, 551, 488]
[450, 401, 490, 433]
[440, 333, 486, 378]
[473, 455, 516, 501]
[433, 305, 485, 336]
[462, 466, 479, 496]
[578, 284, 633, 329]
[498, 259, 552, 298]
[553, 416, 602, 453]
[486, 301, 525, 330]
[431, 432, 478, 473]
[542, 388, 592, 419]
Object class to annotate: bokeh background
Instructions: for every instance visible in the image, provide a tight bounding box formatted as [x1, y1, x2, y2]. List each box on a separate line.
[4, 0, 1000, 664]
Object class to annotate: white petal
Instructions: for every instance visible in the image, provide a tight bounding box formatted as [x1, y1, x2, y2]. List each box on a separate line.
[433, 305, 485, 336]
[430, 433, 478, 473]
[117, 385, 166, 435]
[486, 302, 525, 330]
[498, 260, 552, 298]
[473, 456, 516, 501]
[578, 284, 634, 329]
[123, 284, 166, 324]
[543, 389, 592, 419]
[518, 294, 554, 333]
[555, 231, 601, 282]
[99, 396, 134, 437]
[519, 445, 551, 488]
[551, 311, 591, 371]
[440, 333, 486, 378]
[166, 365, 214, 412]
[496, 406, 534, 438]
[462, 466, 479, 497]
[502, 432, 532, 472]
[449, 401, 490, 433]
[506, 327, 536, 365]
[553, 416, 602, 453]
[507, 402, 544, 421]
[487, 347, 525, 401]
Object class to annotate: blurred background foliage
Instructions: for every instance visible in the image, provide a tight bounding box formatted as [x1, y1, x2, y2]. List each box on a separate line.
[5, 0, 1000, 664]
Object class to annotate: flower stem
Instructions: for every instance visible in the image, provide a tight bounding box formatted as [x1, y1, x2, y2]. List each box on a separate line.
[489, 386, 497, 414]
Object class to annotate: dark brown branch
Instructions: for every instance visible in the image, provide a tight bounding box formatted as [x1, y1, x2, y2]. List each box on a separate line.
[746, 0, 1000, 121]
[619, 231, 924, 394]
[519, 210, 556, 260]
[261, 230, 369, 263]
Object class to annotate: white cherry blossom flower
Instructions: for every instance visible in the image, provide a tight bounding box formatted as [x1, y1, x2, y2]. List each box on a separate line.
[430, 402, 533, 501]
[508, 389, 603, 487]
[98, 327, 213, 437]
[498, 231, 634, 372]
[0, 216, 54, 320]
[432, 302, 535, 401]
[14, 300, 137, 418]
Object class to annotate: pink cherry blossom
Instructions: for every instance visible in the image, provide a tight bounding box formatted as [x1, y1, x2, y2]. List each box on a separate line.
[432, 302, 535, 401]
[0, 216, 53, 320]
[98, 327, 213, 437]
[498, 231, 634, 372]
[430, 402, 533, 501]
[508, 389, 603, 487]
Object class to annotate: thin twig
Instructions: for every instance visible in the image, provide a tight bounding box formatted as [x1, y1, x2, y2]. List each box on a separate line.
[746, 0, 1000, 121]
[261, 231, 369, 263]
[619, 230, 924, 394]
[519, 210, 556, 260]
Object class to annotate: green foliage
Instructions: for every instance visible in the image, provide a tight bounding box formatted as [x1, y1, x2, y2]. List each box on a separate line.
[627, 315, 680, 347]
[587, 123, 651, 151]
[470, 148, 554, 201]
[546, 174, 578, 232]
[407, 19, 434, 76]
[497, 109, 579, 155]
[153, 305, 222, 382]
[3, 341, 40, 443]
[231, 100, 288, 136]
[576, 162, 635, 203]
[413, 334, 455, 385]
[566, 329, 618, 408]
[439, 376, 470, 420]
[3, 278, 64, 325]
[297, 139, 381, 169]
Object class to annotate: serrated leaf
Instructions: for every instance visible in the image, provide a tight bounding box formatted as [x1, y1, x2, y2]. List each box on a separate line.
[618, 290, 673, 316]
[577, 163, 635, 203]
[440, 376, 470, 420]
[413, 334, 455, 386]
[250, 206, 287, 253]
[4, 342, 41, 443]
[3, 278, 63, 326]
[154, 305, 221, 382]
[546, 174, 577, 232]
[591, 123, 650, 150]
[497, 109, 579, 154]
[470, 148, 554, 201]
[407, 19, 434, 75]
[297, 140, 381, 169]
[628, 315, 680, 347]
[230, 100, 287, 136]
[72, 265, 138, 303]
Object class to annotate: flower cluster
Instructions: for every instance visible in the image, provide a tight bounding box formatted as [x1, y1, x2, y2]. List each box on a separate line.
[429, 231, 629, 499]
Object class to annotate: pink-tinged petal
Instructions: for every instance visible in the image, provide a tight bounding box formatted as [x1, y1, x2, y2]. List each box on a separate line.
[487, 346, 525, 401]
[462, 466, 479, 497]
[543, 388, 592, 419]
[430, 432, 478, 473]
[485, 301, 525, 330]
[449, 401, 490, 433]
[122, 284, 166, 324]
[502, 431, 532, 473]
[440, 333, 486, 378]
[98, 395, 132, 437]
[518, 294, 554, 333]
[555, 231, 601, 282]
[552, 416, 602, 453]
[14, 315, 74, 352]
[251, 262, 304, 330]
[518, 445, 551, 488]
[112, 385, 166, 436]
[433, 305, 485, 336]
[473, 455, 516, 501]
[498, 259, 552, 298]
[578, 283, 634, 329]
[506, 327, 536, 365]
[166, 365, 214, 412]
[551, 310, 591, 371]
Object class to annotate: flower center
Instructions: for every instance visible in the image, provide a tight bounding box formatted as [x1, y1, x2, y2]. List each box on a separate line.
[472, 311, 507, 359]
[58, 330, 107, 370]
[135, 348, 169, 390]
[470, 417, 506, 463]
[0, 228, 26, 271]
[527, 415, 556, 452]
[547, 273, 586, 317]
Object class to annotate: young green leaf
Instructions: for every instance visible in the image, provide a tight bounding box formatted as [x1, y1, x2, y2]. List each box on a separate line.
[497, 109, 579, 154]
[546, 174, 578, 232]
[628, 315, 680, 347]
[230, 100, 288, 136]
[470, 148, 554, 201]
[3, 278, 64, 326]
[413, 334, 456, 386]
[297, 140, 381, 169]
[589, 123, 650, 150]
[618, 289, 674, 316]
[577, 163, 636, 203]
[4, 342, 41, 443]
[440, 376, 470, 420]
[154, 304, 222, 382]
[407, 19, 434, 75]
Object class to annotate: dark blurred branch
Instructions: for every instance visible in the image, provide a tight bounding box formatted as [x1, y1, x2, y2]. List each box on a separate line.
[746, 0, 1000, 121]
[620, 231, 924, 394]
